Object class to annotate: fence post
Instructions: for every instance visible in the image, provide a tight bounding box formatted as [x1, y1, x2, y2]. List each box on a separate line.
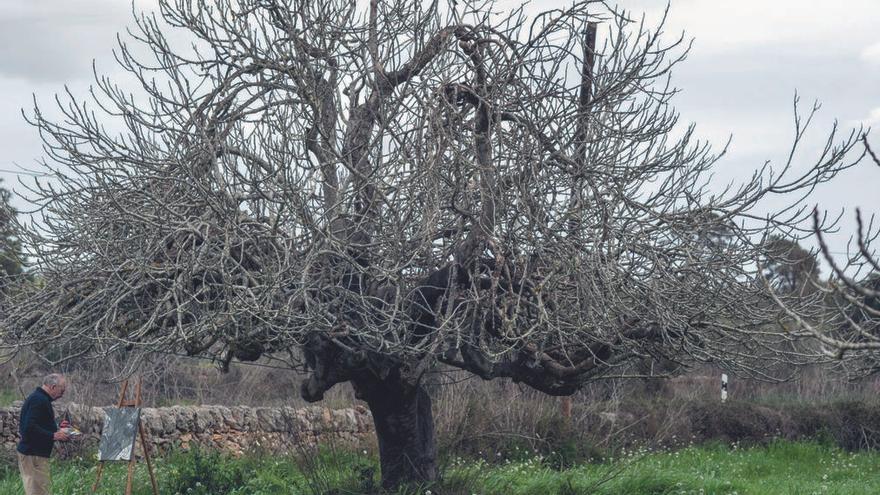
[721, 373, 728, 403]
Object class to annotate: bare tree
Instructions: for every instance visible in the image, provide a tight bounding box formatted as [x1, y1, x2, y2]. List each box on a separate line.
[0, 0, 867, 487]
[769, 136, 880, 375]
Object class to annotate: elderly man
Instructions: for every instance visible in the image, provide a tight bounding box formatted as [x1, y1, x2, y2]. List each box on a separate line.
[17, 374, 71, 495]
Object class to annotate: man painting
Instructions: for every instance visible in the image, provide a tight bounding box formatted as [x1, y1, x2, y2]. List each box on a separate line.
[17, 374, 71, 495]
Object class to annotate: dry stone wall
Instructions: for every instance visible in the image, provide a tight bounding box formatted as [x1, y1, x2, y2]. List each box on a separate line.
[0, 403, 374, 459]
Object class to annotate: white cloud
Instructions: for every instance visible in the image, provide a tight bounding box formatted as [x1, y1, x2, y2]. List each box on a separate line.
[861, 42, 880, 65]
[0, 1, 129, 81]
[615, 0, 880, 55]
[0, 0, 159, 82]
[862, 108, 880, 128]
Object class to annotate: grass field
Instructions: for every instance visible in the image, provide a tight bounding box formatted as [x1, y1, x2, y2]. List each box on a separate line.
[1, 440, 877, 494]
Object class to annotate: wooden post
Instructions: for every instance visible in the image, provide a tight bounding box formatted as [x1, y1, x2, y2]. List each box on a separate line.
[140, 421, 160, 494]
[135, 377, 160, 494]
[561, 396, 573, 422]
[91, 464, 105, 493]
[125, 458, 136, 495]
[124, 381, 142, 495]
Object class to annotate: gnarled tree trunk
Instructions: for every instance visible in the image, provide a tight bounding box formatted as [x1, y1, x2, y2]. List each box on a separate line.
[353, 373, 438, 489]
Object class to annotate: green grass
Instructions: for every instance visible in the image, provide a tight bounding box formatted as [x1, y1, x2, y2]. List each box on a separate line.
[456, 441, 880, 495]
[0, 389, 20, 408]
[1, 441, 878, 494]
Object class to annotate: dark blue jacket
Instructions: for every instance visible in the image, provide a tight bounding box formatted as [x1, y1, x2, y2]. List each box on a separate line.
[17, 388, 58, 458]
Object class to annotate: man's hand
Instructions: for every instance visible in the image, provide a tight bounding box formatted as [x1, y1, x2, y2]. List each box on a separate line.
[59, 420, 70, 429]
[53, 430, 70, 442]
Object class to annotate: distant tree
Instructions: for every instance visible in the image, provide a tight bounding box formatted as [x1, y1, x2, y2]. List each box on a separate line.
[0, 0, 867, 487]
[763, 235, 822, 296]
[0, 181, 24, 294]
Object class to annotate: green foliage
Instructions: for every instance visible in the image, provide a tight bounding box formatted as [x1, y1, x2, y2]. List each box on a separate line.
[763, 234, 821, 295]
[0, 180, 24, 293]
[288, 445, 379, 495]
[454, 440, 880, 495]
[533, 414, 606, 470]
[163, 448, 254, 494]
[0, 388, 20, 407]
[160, 446, 380, 495]
[0, 447, 17, 482]
[437, 392, 606, 470]
[1, 440, 878, 495]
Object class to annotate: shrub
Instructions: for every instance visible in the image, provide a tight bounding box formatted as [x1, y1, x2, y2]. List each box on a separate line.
[163, 448, 254, 495]
[826, 401, 880, 450]
[0, 448, 16, 481]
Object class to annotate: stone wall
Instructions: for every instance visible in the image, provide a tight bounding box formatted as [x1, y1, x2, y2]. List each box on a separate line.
[1, 403, 374, 459]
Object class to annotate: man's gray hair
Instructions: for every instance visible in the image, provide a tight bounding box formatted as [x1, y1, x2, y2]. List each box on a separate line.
[42, 373, 65, 387]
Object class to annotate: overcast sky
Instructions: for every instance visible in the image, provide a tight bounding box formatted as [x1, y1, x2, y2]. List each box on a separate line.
[0, 0, 878, 261]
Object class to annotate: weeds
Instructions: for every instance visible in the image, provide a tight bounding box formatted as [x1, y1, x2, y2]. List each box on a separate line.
[3, 440, 875, 495]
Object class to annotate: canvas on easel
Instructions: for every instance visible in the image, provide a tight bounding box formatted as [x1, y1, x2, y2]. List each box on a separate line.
[98, 408, 140, 461]
[92, 378, 159, 495]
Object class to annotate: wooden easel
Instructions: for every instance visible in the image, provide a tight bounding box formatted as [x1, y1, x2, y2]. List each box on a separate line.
[92, 378, 159, 495]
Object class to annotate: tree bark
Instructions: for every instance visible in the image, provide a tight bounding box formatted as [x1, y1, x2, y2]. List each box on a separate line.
[353, 373, 438, 489]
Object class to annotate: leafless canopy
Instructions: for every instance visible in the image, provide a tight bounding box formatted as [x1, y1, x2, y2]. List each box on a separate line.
[770, 137, 880, 376]
[1, 0, 865, 394]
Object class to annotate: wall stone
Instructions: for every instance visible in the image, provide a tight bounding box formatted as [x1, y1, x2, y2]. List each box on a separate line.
[0, 403, 374, 459]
